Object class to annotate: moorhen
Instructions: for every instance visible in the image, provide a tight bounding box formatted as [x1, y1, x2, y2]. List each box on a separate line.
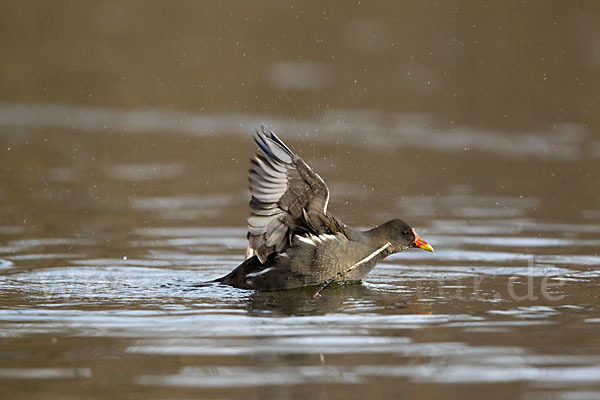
[215, 127, 434, 295]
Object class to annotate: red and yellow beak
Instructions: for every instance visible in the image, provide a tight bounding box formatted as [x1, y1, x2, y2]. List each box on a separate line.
[412, 228, 434, 252]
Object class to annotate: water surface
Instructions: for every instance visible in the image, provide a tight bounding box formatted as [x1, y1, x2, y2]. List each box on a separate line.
[1, 127, 599, 399]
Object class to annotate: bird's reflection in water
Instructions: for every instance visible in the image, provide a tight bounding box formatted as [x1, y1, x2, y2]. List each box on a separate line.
[246, 281, 410, 316]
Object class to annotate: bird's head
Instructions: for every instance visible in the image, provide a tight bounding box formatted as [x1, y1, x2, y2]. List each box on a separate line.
[383, 219, 434, 253]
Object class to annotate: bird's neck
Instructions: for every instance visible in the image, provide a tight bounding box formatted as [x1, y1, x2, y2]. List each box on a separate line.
[358, 225, 391, 247]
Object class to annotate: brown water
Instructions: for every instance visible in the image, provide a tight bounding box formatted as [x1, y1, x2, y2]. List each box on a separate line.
[1, 2, 600, 399]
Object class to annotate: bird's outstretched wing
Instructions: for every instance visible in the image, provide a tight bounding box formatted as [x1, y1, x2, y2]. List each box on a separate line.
[247, 127, 342, 263]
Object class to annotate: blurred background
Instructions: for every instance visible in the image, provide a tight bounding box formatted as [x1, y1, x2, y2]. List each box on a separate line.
[1, 1, 600, 399]
[1, 0, 599, 229]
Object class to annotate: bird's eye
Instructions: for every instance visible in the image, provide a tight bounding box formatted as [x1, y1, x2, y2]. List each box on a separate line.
[401, 230, 409, 236]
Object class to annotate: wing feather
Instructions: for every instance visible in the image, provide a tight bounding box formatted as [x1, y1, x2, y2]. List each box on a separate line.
[246, 126, 338, 262]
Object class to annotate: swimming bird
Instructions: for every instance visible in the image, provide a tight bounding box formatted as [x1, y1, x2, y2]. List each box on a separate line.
[215, 127, 433, 295]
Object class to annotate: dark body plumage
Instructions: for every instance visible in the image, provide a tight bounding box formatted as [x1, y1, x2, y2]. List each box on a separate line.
[215, 128, 433, 291]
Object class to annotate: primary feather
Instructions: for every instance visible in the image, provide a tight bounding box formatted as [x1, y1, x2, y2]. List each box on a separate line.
[247, 127, 346, 263]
